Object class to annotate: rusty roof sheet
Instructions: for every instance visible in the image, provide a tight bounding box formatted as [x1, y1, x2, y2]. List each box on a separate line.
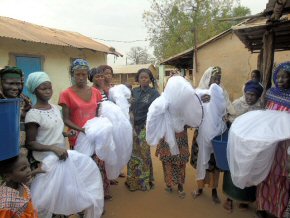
[0, 16, 122, 56]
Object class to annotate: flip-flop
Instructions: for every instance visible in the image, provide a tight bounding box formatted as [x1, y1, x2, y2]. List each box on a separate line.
[164, 187, 173, 193]
[178, 191, 186, 199]
[191, 190, 202, 199]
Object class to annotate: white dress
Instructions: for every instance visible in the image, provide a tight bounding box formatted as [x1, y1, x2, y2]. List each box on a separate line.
[25, 105, 104, 218]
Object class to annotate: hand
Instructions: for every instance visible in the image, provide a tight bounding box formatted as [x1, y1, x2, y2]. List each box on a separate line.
[31, 163, 46, 176]
[52, 146, 68, 160]
[67, 129, 77, 138]
[200, 94, 211, 103]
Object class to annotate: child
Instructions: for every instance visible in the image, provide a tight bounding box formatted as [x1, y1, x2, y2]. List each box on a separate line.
[0, 154, 38, 218]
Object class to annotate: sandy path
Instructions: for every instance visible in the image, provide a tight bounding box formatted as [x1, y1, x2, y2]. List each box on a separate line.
[100, 129, 256, 218]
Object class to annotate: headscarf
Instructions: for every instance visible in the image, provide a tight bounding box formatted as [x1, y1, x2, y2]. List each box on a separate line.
[198, 67, 235, 115]
[266, 61, 290, 108]
[198, 67, 221, 89]
[71, 59, 90, 72]
[26, 72, 51, 94]
[88, 67, 103, 82]
[244, 80, 264, 98]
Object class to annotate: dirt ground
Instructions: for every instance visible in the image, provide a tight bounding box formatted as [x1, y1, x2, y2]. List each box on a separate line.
[72, 129, 257, 218]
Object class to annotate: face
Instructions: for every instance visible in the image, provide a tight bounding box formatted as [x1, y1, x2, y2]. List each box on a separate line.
[209, 74, 221, 86]
[6, 156, 32, 185]
[73, 69, 88, 87]
[245, 91, 259, 105]
[138, 72, 150, 87]
[251, 72, 260, 82]
[35, 81, 53, 102]
[93, 73, 104, 87]
[276, 69, 290, 89]
[103, 68, 113, 82]
[1, 77, 22, 98]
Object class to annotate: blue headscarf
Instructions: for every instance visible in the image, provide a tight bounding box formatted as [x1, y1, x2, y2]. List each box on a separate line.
[244, 80, 263, 98]
[266, 61, 290, 108]
[26, 72, 51, 94]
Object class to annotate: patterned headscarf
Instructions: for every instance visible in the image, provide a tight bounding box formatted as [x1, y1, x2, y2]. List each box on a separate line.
[71, 59, 89, 72]
[266, 61, 290, 108]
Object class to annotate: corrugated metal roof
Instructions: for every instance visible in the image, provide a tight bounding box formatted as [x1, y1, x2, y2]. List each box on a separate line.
[0, 16, 122, 56]
[112, 64, 155, 74]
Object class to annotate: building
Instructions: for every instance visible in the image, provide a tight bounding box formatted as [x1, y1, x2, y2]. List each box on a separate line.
[160, 28, 290, 100]
[0, 16, 121, 104]
[111, 64, 157, 86]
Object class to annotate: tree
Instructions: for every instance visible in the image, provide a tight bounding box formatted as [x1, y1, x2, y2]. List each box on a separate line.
[127, 47, 155, 64]
[143, 0, 251, 62]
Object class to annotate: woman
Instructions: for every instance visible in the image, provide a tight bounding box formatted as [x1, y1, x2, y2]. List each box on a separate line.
[155, 71, 190, 198]
[0, 66, 32, 146]
[99, 65, 114, 96]
[89, 67, 108, 101]
[191, 66, 232, 203]
[155, 129, 189, 198]
[125, 68, 159, 191]
[88, 66, 112, 199]
[59, 59, 102, 148]
[223, 80, 264, 212]
[256, 62, 290, 218]
[25, 72, 104, 218]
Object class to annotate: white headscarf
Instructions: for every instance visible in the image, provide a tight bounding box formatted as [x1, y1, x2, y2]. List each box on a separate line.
[198, 67, 235, 115]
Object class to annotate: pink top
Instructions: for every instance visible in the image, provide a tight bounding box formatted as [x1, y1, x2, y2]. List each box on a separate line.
[59, 87, 102, 146]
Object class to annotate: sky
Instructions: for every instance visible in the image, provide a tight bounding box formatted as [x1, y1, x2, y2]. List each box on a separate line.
[0, 0, 268, 65]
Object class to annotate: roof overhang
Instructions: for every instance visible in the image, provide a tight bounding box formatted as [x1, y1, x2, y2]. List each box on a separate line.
[233, 15, 290, 52]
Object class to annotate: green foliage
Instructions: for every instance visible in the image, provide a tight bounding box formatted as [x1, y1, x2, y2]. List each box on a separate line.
[143, 0, 251, 62]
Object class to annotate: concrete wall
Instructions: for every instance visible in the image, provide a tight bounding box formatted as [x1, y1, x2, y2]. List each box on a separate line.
[0, 38, 107, 104]
[195, 32, 290, 100]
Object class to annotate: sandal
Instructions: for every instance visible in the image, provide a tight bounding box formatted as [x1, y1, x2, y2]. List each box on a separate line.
[110, 180, 118, 185]
[178, 190, 186, 199]
[165, 186, 173, 193]
[119, 173, 126, 178]
[104, 195, 112, 201]
[191, 189, 203, 199]
[223, 199, 233, 213]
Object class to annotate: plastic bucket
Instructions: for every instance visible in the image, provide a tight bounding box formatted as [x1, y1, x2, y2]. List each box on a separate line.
[0, 98, 21, 161]
[212, 130, 229, 171]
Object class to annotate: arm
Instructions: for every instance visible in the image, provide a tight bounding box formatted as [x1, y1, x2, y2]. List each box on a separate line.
[61, 104, 85, 133]
[25, 122, 68, 160]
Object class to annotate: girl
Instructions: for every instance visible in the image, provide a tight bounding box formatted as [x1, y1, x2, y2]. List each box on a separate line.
[125, 68, 159, 191]
[0, 154, 38, 218]
[25, 72, 104, 218]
